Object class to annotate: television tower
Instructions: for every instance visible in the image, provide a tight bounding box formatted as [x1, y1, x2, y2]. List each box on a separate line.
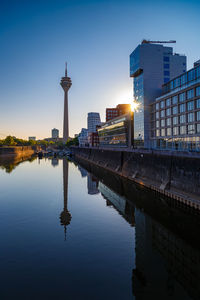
[60, 63, 72, 143]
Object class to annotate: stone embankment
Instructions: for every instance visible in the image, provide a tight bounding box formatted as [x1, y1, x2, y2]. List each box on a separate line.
[72, 147, 200, 210]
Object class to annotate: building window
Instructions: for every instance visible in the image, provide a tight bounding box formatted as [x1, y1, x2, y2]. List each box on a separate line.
[166, 108, 171, 116]
[156, 103, 159, 110]
[164, 64, 170, 69]
[197, 67, 200, 78]
[179, 104, 185, 113]
[187, 101, 194, 111]
[164, 56, 169, 62]
[156, 120, 159, 128]
[161, 119, 165, 127]
[187, 89, 194, 99]
[161, 129, 165, 136]
[188, 124, 195, 134]
[196, 87, 200, 96]
[188, 112, 194, 122]
[160, 101, 165, 109]
[166, 98, 171, 106]
[167, 128, 171, 136]
[180, 114, 186, 124]
[173, 127, 179, 135]
[188, 69, 196, 82]
[197, 124, 200, 133]
[196, 99, 200, 109]
[156, 129, 160, 137]
[180, 126, 186, 135]
[161, 110, 165, 118]
[172, 106, 178, 115]
[197, 111, 200, 121]
[172, 95, 178, 105]
[166, 118, 171, 126]
[164, 78, 170, 83]
[179, 92, 186, 102]
[156, 112, 159, 119]
[173, 117, 178, 125]
[181, 74, 187, 85]
[164, 71, 170, 76]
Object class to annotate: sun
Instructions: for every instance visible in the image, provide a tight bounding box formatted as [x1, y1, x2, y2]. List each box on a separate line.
[131, 100, 140, 112]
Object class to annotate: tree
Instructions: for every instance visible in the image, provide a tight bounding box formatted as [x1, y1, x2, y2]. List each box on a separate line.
[66, 137, 79, 147]
[4, 136, 17, 146]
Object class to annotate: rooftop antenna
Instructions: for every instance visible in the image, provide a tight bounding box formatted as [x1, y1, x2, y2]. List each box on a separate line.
[65, 62, 67, 77]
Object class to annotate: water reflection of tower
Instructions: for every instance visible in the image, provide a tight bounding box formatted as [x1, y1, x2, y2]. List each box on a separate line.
[87, 173, 99, 195]
[60, 159, 72, 240]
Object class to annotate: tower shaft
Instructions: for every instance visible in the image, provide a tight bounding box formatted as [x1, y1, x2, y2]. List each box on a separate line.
[63, 91, 69, 142]
[60, 63, 72, 144]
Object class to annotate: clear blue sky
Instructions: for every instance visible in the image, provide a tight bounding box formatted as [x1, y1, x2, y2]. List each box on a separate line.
[0, 0, 200, 139]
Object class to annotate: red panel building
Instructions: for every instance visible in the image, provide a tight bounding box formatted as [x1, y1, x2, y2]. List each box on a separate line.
[106, 104, 131, 122]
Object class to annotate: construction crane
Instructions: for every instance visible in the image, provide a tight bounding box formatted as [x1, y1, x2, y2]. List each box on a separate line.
[142, 39, 176, 44]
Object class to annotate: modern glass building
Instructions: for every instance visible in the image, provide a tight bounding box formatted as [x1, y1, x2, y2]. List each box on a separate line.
[150, 61, 200, 151]
[98, 113, 132, 147]
[130, 42, 186, 148]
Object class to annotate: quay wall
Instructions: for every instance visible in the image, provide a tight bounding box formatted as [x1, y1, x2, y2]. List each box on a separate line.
[72, 147, 200, 207]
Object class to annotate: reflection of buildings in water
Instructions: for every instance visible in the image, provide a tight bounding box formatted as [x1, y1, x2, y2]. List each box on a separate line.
[87, 173, 99, 195]
[51, 158, 59, 167]
[60, 159, 71, 240]
[98, 182, 135, 226]
[133, 208, 200, 300]
[78, 165, 88, 178]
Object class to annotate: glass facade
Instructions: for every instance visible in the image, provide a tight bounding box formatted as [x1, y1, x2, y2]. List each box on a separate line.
[98, 116, 130, 147]
[163, 64, 200, 94]
[133, 73, 144, 144]
[151, 78, 200, 151]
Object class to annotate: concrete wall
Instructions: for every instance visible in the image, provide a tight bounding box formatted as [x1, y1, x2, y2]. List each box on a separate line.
[72, 147, 200, 206]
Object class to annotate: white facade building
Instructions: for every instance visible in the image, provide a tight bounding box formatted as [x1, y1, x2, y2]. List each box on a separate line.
[87, 112, 101, 133]
[78, 128, 88, 147]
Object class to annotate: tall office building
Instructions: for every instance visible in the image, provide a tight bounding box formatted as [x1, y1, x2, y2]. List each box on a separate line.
[130, 41, 186, 147]
[87, 112, 101, 133]
[52, 128, 59, 139]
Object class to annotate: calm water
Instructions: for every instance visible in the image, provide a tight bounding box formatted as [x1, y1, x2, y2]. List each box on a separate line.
[0, 157, 200, 300]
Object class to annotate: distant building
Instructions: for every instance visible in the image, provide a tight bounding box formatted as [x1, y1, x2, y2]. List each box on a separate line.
[78, 128, 88, 147]
[106, 104, 131, 122]
[87, 112, 101, 133]
[28, 136, 36, 141]
[52, 128, 59, 139]
[130, 41, 186, 147]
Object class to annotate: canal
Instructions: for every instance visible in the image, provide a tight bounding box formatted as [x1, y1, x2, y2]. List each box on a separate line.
[0, 157, 200, 299]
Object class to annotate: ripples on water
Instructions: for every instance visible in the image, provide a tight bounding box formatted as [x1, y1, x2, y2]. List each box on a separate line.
[0, 156, 200, 300]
